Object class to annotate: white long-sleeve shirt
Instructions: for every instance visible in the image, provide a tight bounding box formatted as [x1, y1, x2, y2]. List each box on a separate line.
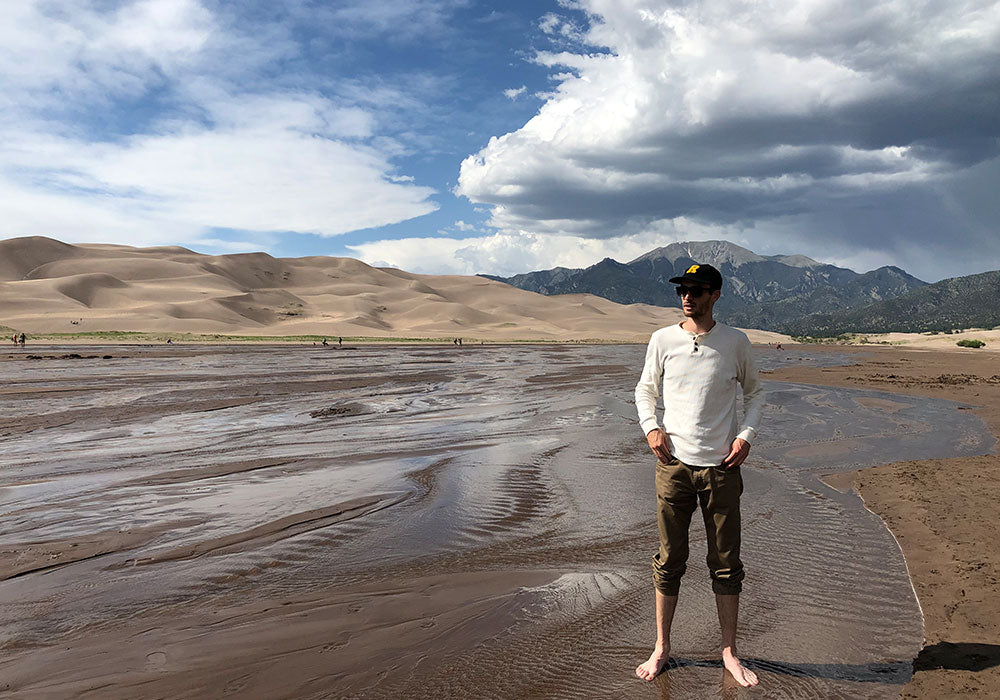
[635, 321, 764, 466]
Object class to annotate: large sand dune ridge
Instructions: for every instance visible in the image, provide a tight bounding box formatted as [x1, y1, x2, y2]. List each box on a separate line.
[0, 236, 787, 342]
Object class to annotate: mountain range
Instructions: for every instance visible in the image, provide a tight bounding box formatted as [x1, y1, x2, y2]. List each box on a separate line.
[481, 241, 976, 334]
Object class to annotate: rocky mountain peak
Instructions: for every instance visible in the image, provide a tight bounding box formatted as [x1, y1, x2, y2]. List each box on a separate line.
[767, 254, 823, 268]
[628, 240, 765, 267]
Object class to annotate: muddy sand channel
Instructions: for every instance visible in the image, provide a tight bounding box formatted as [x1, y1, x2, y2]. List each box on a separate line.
[0, 344, 993, 699]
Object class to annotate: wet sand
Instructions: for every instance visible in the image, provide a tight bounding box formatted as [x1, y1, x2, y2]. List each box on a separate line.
[0, 344, 992, 698]
[768, 346, 1000, 699]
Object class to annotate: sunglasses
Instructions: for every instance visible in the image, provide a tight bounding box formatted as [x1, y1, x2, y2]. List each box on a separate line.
[675, 285, 713, 298]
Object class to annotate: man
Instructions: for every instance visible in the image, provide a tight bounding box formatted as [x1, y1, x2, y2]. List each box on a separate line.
[633, 263, 764, 687]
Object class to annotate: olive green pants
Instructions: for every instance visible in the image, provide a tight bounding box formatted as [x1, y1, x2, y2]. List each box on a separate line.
[652, 457, 744, 596]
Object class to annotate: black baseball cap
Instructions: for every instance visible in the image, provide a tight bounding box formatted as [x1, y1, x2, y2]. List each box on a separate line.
[669, 263, 723, 289]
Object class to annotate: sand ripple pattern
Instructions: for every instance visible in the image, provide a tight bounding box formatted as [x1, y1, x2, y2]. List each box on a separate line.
[0, 344, 991, 698]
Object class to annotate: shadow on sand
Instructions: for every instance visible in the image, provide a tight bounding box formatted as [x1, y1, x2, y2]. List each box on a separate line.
[913, 641, 1000, 673]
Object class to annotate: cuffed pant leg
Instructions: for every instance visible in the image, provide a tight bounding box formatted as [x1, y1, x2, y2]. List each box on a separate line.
[699, 465, 745, 595]
[652, 459, 697, 595]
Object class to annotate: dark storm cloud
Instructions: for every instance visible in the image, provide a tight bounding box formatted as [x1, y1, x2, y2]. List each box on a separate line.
[456, 0, 1000, 278]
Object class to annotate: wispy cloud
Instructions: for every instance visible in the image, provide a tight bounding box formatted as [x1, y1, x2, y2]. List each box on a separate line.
[0, 0, 439, 248]
[289, 0, 470, 41]
[0, 0, 214, 102]
[503, 85, 527, 100]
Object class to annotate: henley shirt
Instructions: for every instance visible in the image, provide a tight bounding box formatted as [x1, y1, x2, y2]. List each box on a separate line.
[635, 321, 764, 467]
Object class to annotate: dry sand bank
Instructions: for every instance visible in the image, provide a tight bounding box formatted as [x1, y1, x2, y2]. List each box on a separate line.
[837, 329, 1000, 351]
[767, 345, 1000, 698]
[0, 236, 787, 345]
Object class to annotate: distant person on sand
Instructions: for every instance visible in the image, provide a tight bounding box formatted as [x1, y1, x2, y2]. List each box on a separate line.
[322, 338, 329, 346]
[338, 337, 342, 345]
[18, 333, 25, 346]
[634, 263, 765, 687]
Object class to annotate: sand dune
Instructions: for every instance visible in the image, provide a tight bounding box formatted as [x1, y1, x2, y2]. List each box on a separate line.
[0, 236, 83, 281]
[0, 236, 788, 342]
[54, 273, 130, 307]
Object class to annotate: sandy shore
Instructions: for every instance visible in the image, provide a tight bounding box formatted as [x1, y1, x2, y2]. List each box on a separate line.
[768, 345, 1000, 698]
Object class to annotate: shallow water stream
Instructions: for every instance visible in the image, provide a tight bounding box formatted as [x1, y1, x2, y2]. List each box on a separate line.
[0, 344, 992, 699]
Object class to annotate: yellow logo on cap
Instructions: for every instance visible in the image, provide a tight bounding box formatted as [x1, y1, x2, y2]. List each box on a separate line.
[686, 264, 700, 274]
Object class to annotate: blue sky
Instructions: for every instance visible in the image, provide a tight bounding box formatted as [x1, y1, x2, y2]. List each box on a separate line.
[2, 0, 999, 282]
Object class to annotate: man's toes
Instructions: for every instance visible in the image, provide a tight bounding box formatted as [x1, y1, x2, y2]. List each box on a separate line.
[735, 667, 757, 687]
[639, 661, 658, 681]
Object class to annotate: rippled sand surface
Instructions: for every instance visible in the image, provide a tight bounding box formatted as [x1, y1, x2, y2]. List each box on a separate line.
[0, 344, 992, 699]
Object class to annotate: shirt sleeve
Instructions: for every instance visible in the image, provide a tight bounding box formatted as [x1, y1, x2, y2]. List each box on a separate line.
[635, 332, 663, 435]
[735, 336, 764, 444]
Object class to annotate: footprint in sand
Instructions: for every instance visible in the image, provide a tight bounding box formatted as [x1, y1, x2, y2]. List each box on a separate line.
[145, 651, 167, 671]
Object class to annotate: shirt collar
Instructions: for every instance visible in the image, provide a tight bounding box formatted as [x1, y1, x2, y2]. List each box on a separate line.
[678, 320, 718, 338]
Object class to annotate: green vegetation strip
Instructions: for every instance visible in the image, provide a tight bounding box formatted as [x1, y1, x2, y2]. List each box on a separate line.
[791, 333, 902, 345]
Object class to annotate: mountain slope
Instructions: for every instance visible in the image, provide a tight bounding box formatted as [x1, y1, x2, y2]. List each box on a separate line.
[483, 240, 927, 331]
[782, 270, 1000, 335]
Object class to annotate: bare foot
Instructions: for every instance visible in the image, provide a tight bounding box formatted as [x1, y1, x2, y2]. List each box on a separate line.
[722, 649, 758, 687]
[635, 646, 670, 681]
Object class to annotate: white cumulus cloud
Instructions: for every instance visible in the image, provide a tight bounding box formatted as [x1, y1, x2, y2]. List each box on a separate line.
[348, 222, 749, 276]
